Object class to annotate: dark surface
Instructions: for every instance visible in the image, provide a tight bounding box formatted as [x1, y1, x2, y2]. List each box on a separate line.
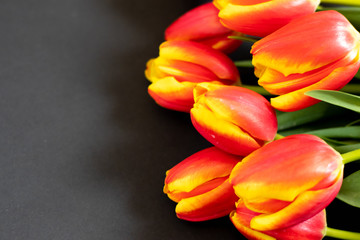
[0, 0, 359, 239]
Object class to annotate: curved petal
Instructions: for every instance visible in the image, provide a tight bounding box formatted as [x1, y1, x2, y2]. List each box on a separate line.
[230, 134, 343, 202]
[164, 147, 241, 196]
[217, 0, 319, 37]
[191, 102, 262, 156]
[159, 41, 240, 84]
[251, 10, 359, 76]
[176, 179, 238, 221]
[231, 200, 326, 240]
[250, 172, 342, 231]
[148, 77, 196, 112]
[165, 3, 230, 42]
[270, 52, 360, 111]
[196, 83, 277, 141]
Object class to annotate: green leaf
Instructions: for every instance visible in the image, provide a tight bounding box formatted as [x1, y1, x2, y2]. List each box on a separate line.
[334, 143, 360, 153]
[305, 90, 360, 113]
[304, 126, 360, 139]
[337, 170, 360, 208]
[276, 102, 346, 131]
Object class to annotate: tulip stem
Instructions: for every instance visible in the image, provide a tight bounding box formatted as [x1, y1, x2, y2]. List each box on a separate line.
[326, 227, 360, 239]
[274, 133, 285, 140]
[341, 148, 360, 164]
[228, 35, 260, 43]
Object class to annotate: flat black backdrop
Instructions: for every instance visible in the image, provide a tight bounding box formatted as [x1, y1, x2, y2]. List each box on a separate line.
[0, 0, 358, 239]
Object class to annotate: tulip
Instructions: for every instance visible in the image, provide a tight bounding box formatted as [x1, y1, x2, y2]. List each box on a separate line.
[229, 134, 343, 231]
[251, 10, 360, 112]
[165, 2, 242, 54]
[145, 40, 240, 112]
[190, 82, 277, 156]
[163, 147, 241, 221]
[213, 0, 320, 37]
[230, 200, 327, 240]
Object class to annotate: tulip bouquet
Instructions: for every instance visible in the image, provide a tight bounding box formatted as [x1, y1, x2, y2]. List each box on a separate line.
[145, 0, 360, 239]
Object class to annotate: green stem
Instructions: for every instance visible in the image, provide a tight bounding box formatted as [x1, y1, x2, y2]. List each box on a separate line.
[228, 35, 260, 43]
[320, 0, 360, 6]
[274, 133, 285, 140]
[326, 227, 360, 239]
[341, 149, 360, 164]
[234, 60, 253, 68]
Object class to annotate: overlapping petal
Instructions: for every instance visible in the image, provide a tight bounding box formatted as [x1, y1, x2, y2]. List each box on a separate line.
[230, 200, 327, 240]
[145, 40, 239, 112]
[214, 0, 320, 37]
[229, 134, 343, 230]
[190, 83, 277, 156]
[165, 2, 242, 53]
[251, 10, 360, 111]
[164, 147, 241, 221]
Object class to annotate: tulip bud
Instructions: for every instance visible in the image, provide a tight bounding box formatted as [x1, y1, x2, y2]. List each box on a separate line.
[213, 0, 320, 37]
[229, 134, 343, 231]
[145, 40, 240, 112]
[190, 82, 277, 156]
[163, 147, 241, 221]
[230, 200, 327, 240]
[251, 10, 360, 111]
[165, 3, 242, 54]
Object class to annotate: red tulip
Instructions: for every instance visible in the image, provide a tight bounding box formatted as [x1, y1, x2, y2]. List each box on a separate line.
[251, 10, 360, 111]
[229, 134, 343, 231]
[230, 200, 327, 240]
[165, 3, 242, 54]
[213, 0, 320, 37]
[163, 147, 241, 221]
[145, 40, 240, 112]
[190, 82, 277, 156]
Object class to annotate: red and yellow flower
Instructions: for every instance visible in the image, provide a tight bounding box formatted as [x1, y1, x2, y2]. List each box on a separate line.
[163, 147, 241, 221]
[251, 10, 360, 111]
[165, 2, 242, 54]
[213, 0, 320, 37]
[230, 200, 327, 240]
[190, 82, 277, 156]
[145, 40, 240, 112]
[229, 134, 343, 231]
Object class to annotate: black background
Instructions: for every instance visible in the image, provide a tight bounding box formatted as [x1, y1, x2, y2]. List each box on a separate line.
[0, 0, 358, 239]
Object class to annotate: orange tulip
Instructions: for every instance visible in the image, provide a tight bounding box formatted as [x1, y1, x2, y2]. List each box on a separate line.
[145, 40, 240, 112]
[163, 147, 241, 221]
[213, 0, 319, 37]
[165, 3, 242, 54]
[251, 10, 360, 111]
[229, 134, 343, 231]
[230, 200, 327, 240]
[190, 82, 277, 156]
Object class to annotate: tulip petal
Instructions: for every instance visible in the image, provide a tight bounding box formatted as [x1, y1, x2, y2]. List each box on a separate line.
[176, 179, 238, 221]
[191, 102, 262, 156]
[196, 83, 277, 141]
[270, 52, 360, 111]
[217, 0, 319, 37]
[159, 41, 239, 84]
[148, 77, 196, 112]
[147, 57, 221, 83]
[165, 3, 230, 42]
[251, 10, 360, 76]
[230, 134, 343, 202]
[231, 200, 327, 240]
[164, 147, 241, 198]
[250, 173, 342, 231]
